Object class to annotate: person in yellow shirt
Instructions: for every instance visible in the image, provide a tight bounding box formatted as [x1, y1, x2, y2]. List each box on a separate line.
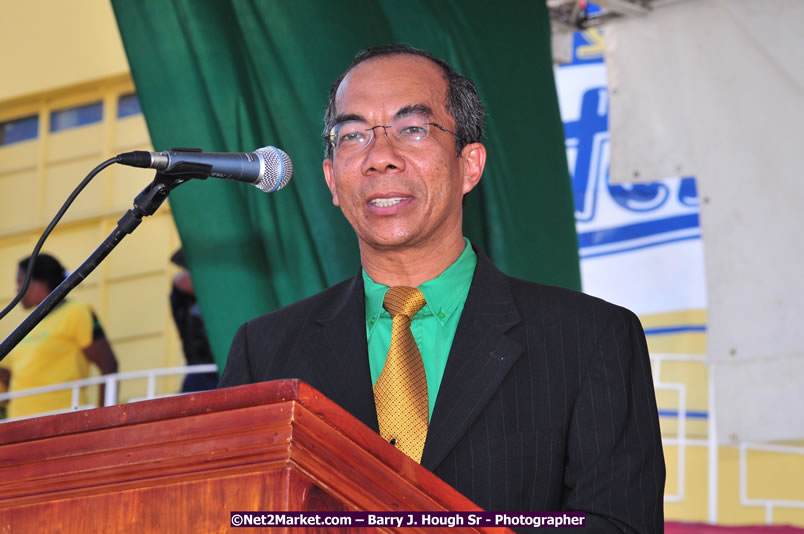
[0, 253, 118, 419]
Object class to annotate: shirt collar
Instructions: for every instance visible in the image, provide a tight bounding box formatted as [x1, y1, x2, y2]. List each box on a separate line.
[363, 238, 477, 334]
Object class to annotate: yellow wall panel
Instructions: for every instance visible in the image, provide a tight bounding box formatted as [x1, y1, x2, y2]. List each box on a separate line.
[773, 507, 804, 526]
[0, 0, 129, 102]
[647, 332, 707, 356]
[718, 447, 768, 525]
[46, 124, 104, 163]
[658, 360, 709, 413]
[659, 418, 708, 439]
[0, 238, 37, 301]
[104, 275, 169, 340]
[0, 169, 39, 231]
[113, 336, 183, 401]
[113, 335, 169, 371]
[642, 311, 708, 355]
[664, 445, 710, 523]
[0, 139, 38, 175]
[164, 317, 181, 366]
[0, 102, 42, 125]
[641, 309, 708, 329]
[665, 444, 679, 496]
[745, 448, 804, 502]
[113, 115, 151, 151]
[104, 213, 178, 280]
[655, 388, 677, 410]
[43, 160, 106, 222]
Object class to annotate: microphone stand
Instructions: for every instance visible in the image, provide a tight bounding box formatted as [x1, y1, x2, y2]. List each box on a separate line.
[0, 163, 210, 361]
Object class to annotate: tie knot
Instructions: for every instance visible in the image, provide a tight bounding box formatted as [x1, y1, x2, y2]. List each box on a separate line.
[383, 286, 426, 318]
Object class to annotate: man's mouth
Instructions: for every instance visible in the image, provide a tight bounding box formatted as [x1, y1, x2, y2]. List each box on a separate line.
[368, 196, 408, 208]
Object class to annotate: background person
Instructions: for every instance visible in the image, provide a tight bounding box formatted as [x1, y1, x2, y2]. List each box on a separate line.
[0, 253, 118, 419]
[169, 249, 218, 392]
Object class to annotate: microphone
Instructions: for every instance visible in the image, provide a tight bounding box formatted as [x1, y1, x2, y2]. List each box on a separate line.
[117, 146, 293, 193]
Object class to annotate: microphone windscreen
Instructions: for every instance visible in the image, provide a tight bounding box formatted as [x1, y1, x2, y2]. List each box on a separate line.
[254, 146, 293, 193]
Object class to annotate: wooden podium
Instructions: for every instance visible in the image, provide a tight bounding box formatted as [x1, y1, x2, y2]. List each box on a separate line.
[0, 380, 506, 532]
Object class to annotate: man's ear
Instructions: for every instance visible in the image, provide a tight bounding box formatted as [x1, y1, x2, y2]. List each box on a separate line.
[322, 158, 340, 206]
[460, 142, 486, 194]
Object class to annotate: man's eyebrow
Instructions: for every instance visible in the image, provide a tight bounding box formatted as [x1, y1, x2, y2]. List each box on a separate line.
[332, 105, 433, 127]
[394, 104, 434, 120]
[332, 113, 365, 126]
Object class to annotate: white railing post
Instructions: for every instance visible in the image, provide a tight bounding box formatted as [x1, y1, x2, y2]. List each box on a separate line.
[707, 361, 718, 524]
[146, 371, 156, 400]
[71, 386, 80, 410]
[104, 374, 118, 407]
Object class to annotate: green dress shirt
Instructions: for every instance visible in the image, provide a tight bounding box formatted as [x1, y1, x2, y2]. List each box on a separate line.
[363, 238, 477, 419]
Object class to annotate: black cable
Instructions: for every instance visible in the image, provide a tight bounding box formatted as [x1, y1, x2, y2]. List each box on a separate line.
[0, 156, 119, 321]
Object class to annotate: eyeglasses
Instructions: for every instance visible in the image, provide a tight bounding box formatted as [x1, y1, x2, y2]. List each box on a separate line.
[327, 116, 459, 155]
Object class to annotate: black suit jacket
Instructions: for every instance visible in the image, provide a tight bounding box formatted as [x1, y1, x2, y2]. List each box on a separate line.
[219, 250, 665, 532]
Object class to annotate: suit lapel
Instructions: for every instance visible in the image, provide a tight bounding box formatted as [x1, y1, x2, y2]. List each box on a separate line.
[302, 273, 380, 433]
[421, 251, 523, 471]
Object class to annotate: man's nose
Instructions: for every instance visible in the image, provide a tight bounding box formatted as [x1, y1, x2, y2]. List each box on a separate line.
[361, 126, 405, 174]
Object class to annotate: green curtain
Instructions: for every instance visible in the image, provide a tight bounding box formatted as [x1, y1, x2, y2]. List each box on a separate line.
[112, 0, 580, 368]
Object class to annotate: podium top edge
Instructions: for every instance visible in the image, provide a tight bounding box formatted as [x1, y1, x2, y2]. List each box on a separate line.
[0, 379, 315, 445]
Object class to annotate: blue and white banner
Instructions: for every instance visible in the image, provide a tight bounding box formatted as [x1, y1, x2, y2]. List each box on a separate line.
[555, 29, 707, 336]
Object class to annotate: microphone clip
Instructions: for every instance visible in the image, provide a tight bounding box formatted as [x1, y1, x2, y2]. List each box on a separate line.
[157, 147, 213, 180]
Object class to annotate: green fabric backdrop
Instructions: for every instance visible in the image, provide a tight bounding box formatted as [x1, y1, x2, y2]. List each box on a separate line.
[112, 0, 580, 369]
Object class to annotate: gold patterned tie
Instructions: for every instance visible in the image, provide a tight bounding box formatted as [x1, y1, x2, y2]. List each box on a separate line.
[373, 286, 428, 463]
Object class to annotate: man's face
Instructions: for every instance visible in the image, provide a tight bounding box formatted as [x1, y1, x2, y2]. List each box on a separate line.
[323, 55, 484, 254]
[16, 269, 48, 310]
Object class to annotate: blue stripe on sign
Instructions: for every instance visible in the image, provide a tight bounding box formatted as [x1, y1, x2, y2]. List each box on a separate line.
[577, 213, 700, 248]
[645, 325, 707, 336]
[580, 234, 701, 259]
[659, 410, 708, 419]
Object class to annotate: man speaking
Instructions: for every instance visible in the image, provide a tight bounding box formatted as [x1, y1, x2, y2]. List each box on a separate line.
[219, 44, 665, 532]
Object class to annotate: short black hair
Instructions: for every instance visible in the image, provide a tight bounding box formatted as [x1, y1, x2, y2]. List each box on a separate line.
[18, 253, 67, 292]
[170, 248, 187, 268]
[323, 44, 486, 159]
